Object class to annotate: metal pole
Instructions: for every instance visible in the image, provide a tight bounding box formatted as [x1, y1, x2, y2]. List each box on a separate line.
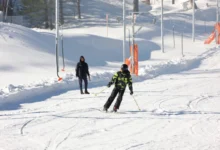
[126, 28, 131, 50]
[106, 14, 109, 37]
[132, 13, 135, 74]
[61, 35, 65, 67]
[132, 95, 141, 111]
[204, 15, 206, 33]
[161, 0, 164, 53]
[123, 0, 126, 62]
[128, 29, 131, 50]
[173, 25, 175, 48]
[4, 0, 9, 22]
[55, 0, 61, 80]
[56, 0, 59, 71]
[181, 32, 184, 57]
[61, 26, 65, 71]
[192, 0, 195, 42]
[216, 0, 219, 44]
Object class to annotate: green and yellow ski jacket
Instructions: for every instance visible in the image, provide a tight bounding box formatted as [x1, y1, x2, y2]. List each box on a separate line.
[110, 70, 133, 90]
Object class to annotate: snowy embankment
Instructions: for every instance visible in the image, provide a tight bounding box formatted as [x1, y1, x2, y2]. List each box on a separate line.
[0, 46, 218, 110]
[0, 0, 217, 109]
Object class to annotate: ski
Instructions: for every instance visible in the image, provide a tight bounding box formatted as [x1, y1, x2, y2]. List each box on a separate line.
[94, 108, 119, 113]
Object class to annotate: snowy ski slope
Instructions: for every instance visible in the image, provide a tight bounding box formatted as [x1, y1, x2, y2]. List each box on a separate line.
[0, 0, 220, 149]
[0, 47, 220, 150]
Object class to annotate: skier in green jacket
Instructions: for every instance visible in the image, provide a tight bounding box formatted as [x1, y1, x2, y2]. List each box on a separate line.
[103, 64, 133, 112]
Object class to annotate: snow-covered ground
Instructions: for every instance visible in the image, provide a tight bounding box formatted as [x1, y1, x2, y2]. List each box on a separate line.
[0, 0, 220, 149]
[1, 47, 220, 149]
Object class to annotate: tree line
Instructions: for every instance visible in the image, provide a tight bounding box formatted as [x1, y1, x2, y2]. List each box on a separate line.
[0, 0, 82, 29]
[20, 0, 81, 29]
[1, 0, 197, 29]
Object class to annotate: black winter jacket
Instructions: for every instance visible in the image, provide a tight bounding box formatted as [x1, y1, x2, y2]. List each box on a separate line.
[76, 57, 90, 78]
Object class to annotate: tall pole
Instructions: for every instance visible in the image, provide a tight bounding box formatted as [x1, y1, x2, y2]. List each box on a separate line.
[123, 0, 126, 62]
[161, 0, 164, 53]
[181, 32, 184, 57]
[173, 25, 175, 48]
[216, 0, 219, 44]
[132, 13, 135, 74]
[127, 28, 131, 49]
[4, 0, 9, 22]
[61, 26, 65, 71]
[106, 14, 109, 37]
[55, 0, 62, 80]
[192, 0, 195, 42]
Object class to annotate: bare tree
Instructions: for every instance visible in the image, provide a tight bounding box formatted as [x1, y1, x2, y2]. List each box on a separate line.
[49, 0, 54, 29]
[60, 0, 64, 25]
[77, 0, 81, 19]
[73, 0, 76, 18]
[190, 0, 198, 9]
[133, 0, 139, 13]
[44, 0, 49, 28]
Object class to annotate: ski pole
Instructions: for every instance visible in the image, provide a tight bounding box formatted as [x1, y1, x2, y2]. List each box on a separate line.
[132, 95, 141, 111]
[94, 87, 108, 96]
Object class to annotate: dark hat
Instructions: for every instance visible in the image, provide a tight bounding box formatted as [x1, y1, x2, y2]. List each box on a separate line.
[121, 64, 128, 71]
[80, 56, 85, 62]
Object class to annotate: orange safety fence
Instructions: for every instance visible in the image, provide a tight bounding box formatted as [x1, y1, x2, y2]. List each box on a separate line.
[134, 44, 139, 76]
[204, 30, 215, 44]
[204, 23, 220, 44]
[125, 44, 139, 76]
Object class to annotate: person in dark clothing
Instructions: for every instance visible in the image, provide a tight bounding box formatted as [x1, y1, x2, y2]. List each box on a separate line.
[76, 56, 90, 94]
[103, 64, 133, 112]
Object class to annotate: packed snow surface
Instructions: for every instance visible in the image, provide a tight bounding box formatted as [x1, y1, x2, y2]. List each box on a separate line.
[0, 0, 220, 149]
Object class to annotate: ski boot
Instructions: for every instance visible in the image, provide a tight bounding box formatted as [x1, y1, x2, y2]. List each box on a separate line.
[112, 107, 117, 113]
[103, 107, 108, 112]
[85, 91, 90, 94]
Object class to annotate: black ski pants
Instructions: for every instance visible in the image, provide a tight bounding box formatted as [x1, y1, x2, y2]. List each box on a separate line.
[78, 76, 88, 92]
[104, 87, 125, 110]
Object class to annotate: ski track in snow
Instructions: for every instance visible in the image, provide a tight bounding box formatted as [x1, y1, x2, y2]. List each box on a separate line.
[44, 122, 79, 150]
[2, 60, 220, 149]
[20, 119, 35, 135]
[1, 1, 220, 149]
[1, 46, 220, 110]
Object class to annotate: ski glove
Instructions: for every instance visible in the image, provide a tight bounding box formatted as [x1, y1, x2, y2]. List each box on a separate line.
[129, 86, 133, 95]
[107, 82, 112, 88]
